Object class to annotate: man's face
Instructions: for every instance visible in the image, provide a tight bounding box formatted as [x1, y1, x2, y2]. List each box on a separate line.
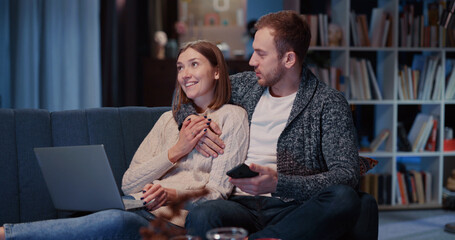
[249, 27, 285, 87]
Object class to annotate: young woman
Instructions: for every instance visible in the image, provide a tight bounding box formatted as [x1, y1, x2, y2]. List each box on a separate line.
[0, 40, 249, 240]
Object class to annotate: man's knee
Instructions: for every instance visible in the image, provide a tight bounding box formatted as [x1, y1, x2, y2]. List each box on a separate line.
[322, 185, 361, 215]
[186, 200, 226, 225]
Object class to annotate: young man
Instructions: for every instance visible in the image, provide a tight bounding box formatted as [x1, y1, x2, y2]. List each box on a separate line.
[175, 11, 366, 240]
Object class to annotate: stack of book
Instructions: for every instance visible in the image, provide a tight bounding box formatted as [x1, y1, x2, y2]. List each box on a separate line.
[396, 163, 432, 205]
[360, 173, 392, 205]
[399, 1, 445, 48]
[348, 57, 383, 100]
[398, 54, 442, 100]
[407, 113, 438, 152]
[350, 8, 392, 47]
[301, 14, 329, 47]
[308, 65, 346, 93]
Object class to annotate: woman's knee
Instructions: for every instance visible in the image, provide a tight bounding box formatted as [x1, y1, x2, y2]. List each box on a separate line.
[92, 209, 149, 231]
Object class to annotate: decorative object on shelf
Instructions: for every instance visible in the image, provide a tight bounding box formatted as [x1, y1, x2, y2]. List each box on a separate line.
[212, 0, 230, 12]
[216, 42, 230, 59]
[204, 13, 220, 26]
[447, 169, 455, 191]
[359, 156, 378, 176]
[175, 21, 188, 35]
[154, 31, 168, 60]
[166, 39, 179, 59]
[328, 23, 343, 46]
[444, 126, 454, 152]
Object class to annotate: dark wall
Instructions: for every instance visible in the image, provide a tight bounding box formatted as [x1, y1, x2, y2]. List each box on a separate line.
[100, 0, 177, 107]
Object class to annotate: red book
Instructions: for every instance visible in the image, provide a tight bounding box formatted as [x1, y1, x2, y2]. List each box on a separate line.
[397, 172, 408, 204]
[425, 119, 438, 151]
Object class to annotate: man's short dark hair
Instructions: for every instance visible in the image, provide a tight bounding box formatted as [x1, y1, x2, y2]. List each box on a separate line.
[255, 10, 311, 66]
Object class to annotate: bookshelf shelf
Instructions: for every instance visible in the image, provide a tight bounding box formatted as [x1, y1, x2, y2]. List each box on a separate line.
[349, 100, 395, 104]
[397, 100, 444, 104]
[349, 47, 395, 51]
[396, 152, 441, 157]
[304, 0, 455, 210]
[361, 151, 394, 157]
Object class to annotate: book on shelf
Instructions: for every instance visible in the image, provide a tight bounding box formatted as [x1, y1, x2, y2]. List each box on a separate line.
[423, 171, 432, 203]
[350, 11, 359, 46]
[369, 129, 390, 152]
[317, 13, 328, 46]
[422, 56, 441, 100]
[431, 64, 443, 100]
[409, 172, 418, 203]
[425, 118, 438, 152]
[381, 16, 391, 47]
[395, 175, 402, 205]
[360, 59, 372, 100]
[397, 171, 409, 204]
[398, 68, 408, 100]
[407, 113, 435, 152]
[359, 14, 370, 47]
[351, 8, 392, 47]
[395, 166, 433, 206]
[412, 54, 427, 100]
[369, 8, 387, 47]
[397, 74, 405, 100]
[446, 61, 455, 99]
[404, 54, 441, 100]
[366, 60, 382, 100]
[349, 58, 383, 100]
[301, 14, 318, 47]
[410, 170, 425, 204]
[397, 122, 412, 151]
[360, 173, 392, 205]
[308, 65, 344, 93]
[400, 2, 442, 47]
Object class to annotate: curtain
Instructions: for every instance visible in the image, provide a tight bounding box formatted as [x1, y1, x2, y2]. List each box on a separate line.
[1, 0, 101, 111]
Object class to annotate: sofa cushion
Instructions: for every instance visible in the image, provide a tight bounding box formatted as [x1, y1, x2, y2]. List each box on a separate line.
[119, 107, 171, 168]
[15, 109, 56, 222]
[0, 109, 20, 224]
[51, 109, 91, 146]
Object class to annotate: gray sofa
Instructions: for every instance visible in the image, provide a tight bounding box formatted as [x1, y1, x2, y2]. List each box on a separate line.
[0, 106, 377, 239]
[0, 107, 170, 225]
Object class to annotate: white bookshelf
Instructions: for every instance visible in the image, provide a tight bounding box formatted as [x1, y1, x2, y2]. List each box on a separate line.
[304, 0, 455, 209]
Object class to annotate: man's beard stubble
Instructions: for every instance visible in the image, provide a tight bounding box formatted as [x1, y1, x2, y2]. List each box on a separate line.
[257, 63, 285, 87]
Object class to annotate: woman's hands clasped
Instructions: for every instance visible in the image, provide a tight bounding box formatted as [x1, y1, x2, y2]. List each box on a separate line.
[168, 115, 210, 163]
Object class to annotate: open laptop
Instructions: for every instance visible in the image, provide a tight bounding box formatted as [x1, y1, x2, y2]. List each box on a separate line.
[34, 144, 146, 212]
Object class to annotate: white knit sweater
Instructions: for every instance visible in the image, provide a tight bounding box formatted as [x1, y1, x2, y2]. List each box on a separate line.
[121, 104, 249, 225]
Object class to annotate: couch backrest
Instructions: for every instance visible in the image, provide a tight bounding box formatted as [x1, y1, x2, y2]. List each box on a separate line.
[0, 107, 170, 225]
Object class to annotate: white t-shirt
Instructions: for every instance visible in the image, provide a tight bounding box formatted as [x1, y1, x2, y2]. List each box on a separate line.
[234, 87, 297, 196]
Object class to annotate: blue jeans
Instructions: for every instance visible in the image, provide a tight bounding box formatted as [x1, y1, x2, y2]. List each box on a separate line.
[185, 185, 361, 240]
[4, 209, 150, 240]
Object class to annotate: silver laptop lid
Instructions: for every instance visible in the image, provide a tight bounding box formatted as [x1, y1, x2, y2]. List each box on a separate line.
[34, 145, 126, 212]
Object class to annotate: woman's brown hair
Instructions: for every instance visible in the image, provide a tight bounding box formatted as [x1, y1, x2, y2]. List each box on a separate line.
[172, 40, 231, 116]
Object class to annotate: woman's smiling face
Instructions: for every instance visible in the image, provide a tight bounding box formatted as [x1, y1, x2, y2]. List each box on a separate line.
[177, 48, 219, 112]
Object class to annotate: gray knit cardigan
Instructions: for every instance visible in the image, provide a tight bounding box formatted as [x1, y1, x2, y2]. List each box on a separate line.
[175, 65, 360, 202]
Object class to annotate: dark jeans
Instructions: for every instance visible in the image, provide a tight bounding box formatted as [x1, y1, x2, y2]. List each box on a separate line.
[185, 185, 361, 240]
